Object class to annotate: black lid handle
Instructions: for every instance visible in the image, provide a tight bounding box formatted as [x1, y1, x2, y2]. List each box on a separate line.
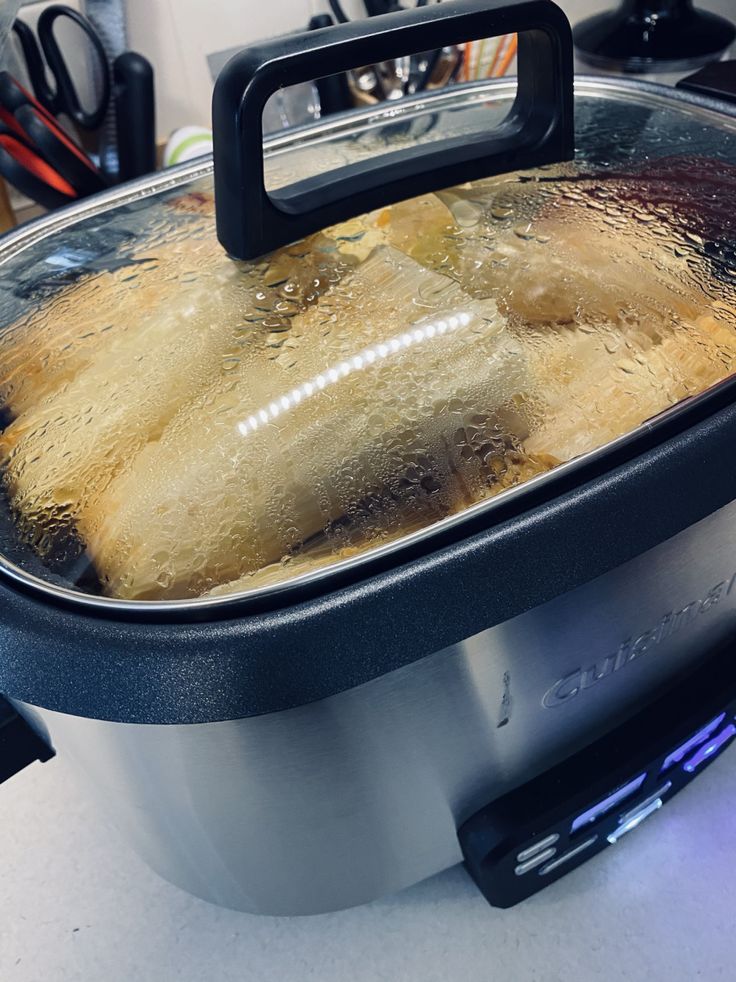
[213, 0, 574, 260]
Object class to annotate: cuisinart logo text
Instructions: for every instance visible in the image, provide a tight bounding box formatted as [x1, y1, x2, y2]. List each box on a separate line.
[542, 572, 736, 709]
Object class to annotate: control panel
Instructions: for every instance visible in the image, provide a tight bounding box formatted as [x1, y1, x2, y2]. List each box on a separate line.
[459, 642, 736, 908]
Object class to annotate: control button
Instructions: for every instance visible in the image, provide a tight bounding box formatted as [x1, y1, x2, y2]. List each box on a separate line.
[660, 713, 726, 773]
[514, 847, 557, 876]
[607, 797, 663, 844]
[683, 723, 736, 774]
[516, 833, 560, 864]
[618, 782, 672, 827]
[539, 836, 598, 876]
[571, 772, 647, 833]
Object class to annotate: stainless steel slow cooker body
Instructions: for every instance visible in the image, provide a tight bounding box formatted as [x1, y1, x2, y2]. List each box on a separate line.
[2, 69, 736, 914]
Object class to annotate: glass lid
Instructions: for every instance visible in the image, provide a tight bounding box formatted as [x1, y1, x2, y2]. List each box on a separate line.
[0, 77, 735, 608]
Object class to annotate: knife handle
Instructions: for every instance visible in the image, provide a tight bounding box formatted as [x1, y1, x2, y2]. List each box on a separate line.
[114, 52, 156, 183]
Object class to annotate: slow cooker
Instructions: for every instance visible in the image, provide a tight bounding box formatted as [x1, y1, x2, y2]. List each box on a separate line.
[1, 0, 736, 915]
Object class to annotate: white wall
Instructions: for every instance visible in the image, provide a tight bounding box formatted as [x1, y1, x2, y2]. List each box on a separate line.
[126, 0, 314, 138]
[126, 0, 734, 141]
[125, 0, 442, 139]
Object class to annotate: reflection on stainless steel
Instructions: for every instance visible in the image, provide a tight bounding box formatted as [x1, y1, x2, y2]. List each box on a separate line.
[15, 501, 736, 913]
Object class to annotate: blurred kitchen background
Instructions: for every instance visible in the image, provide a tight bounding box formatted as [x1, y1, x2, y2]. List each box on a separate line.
[0, 0, 732, 227]
[97, 0, 736, 134]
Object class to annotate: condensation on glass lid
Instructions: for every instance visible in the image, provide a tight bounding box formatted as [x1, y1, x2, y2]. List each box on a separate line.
[0, 154, 735, 603]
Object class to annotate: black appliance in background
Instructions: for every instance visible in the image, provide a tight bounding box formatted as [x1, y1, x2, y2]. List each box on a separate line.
[574, 0, 735, 74]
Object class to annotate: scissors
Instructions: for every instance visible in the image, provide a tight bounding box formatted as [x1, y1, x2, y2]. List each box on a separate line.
[0, 71, 107, 206]
[11, 4, 110, 131]
[0, 128, 78, 210]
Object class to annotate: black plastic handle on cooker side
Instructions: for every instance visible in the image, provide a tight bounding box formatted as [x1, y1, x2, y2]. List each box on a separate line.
[212, 0, 575, 260]
[0, 696, 54, 785]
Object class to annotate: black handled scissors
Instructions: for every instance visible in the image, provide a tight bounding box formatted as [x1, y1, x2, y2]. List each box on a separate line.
[12, 4, 110, 131]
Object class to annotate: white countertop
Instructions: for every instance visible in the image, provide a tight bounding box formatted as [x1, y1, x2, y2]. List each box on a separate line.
[2, 0, 736, 978]
[3, 745, 736, 981]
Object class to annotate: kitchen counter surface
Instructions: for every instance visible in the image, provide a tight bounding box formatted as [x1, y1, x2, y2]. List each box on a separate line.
[2, 0, 736, 978]
[3, 745, 736, 981]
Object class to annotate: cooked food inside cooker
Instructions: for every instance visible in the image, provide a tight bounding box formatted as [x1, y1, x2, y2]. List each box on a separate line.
[0, 226, 358, 560]
[81, 247, 547, 599]
[0, 158, 735, 600]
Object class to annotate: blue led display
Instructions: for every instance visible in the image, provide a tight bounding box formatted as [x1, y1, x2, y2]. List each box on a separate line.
[571, 772, 647, 834]
[660, 713, 726, 773]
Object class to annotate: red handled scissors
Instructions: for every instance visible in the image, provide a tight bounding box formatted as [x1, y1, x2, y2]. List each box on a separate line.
[0, 72, 108, 208]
